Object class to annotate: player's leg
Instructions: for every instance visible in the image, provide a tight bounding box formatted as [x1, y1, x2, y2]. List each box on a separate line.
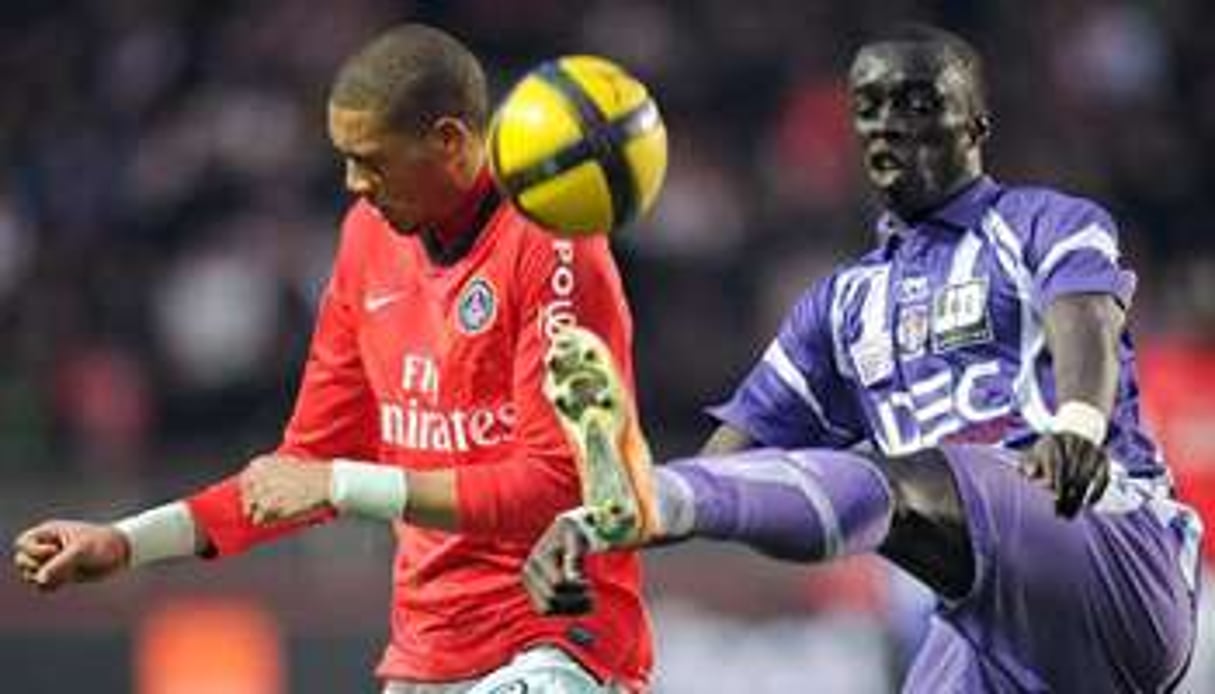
[900, 616, 1025, 694]
[539, 326, 973, 593]
[544, 326, 662, 547]
[906, 444, 1200, 693]
[543, 326, 905, 567]
[546, 329, 974, 597]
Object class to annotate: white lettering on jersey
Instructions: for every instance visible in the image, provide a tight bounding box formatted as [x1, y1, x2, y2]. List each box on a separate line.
[541, 240, 577, 341]
[401, 354, 440, 396]
[381, 352, 513, 451]
[379, 399, 515, 452]
[874, 359, 1010, 455]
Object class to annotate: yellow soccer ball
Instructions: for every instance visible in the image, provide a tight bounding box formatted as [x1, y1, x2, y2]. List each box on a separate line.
[488, 55, 667, 236]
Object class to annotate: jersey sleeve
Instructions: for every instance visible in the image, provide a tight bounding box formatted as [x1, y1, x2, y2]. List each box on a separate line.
[186, 208, 378, 557]
[709, 275, 866, 449]
[1025, 196, 1137, 312]
[455, 232, 634, 541]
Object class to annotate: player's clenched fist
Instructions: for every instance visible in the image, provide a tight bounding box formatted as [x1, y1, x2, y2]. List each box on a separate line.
[522, 509, 596, 616]
[12, 521, 129, 591]
[1020, 431, 1111, 519]
[240, 455, 332, 525]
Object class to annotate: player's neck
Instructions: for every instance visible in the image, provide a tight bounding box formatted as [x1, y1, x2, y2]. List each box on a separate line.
[419, 168, 498, 266]
[895, 170, 984, 223]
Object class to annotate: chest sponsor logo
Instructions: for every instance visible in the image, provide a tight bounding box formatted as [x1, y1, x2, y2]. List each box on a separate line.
[456, 276, 497, 335]
[379, 353, 515, 452]
[379, 399, 516, 452]
[872, 360, 1012, 455]
[897, 304, 930, 358]
[931, 278, 992, 352]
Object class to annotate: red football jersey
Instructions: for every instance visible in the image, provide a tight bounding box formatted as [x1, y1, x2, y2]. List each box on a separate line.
[186, 184, 653, 689]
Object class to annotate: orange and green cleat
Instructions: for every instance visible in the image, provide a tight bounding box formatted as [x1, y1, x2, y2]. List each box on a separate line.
[543, 326, 662, 548]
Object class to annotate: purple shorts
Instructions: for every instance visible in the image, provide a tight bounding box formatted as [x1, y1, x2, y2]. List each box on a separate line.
[902, 445, 1202, 693]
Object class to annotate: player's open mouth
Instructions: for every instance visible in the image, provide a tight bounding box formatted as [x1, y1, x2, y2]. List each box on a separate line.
[868, 150, 905, 173]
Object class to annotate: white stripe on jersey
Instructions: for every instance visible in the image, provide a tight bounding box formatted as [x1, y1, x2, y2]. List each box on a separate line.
[858, 266, 892, 340]
[947, 231, 984, 284]
[1035, 222, 1119, 281]
[983, 210, 1054, 434]
[762, 340, 853, 439]
[829, 265, 888, 379]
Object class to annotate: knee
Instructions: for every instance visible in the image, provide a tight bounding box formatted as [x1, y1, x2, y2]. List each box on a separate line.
[878, 449, 965, 526]
[872, 449, 974, 600]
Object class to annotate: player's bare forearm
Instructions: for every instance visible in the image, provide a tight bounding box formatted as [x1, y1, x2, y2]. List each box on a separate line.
[240, 455, 334, 525]
[400, 469, 459, 530]
[240, 454, 460, 531]
[1023, 293, 1124, 517]
[1044, 293, 1123, 414]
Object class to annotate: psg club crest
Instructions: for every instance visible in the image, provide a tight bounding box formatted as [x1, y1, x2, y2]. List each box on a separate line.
[456, 276, 497, 335]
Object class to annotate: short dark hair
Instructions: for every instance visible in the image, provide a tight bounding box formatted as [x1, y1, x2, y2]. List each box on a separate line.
[861, 22, 988, 116]
[329, 23, 488, 134]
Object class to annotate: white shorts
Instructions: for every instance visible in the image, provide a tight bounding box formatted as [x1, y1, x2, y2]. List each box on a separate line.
[383, 646, 612, 694]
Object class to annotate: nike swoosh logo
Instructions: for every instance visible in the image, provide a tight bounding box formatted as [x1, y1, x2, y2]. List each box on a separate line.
[364, 292, 406, 312]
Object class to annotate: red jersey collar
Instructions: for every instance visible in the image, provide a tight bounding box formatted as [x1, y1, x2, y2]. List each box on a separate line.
[419, 168, 500, 266]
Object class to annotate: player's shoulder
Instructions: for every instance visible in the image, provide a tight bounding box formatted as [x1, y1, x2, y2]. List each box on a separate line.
[508, 206, 614, 265]
[783, 256, 875, 327]
[336, 198, 388, 247]
[993, 182, 1117, 234]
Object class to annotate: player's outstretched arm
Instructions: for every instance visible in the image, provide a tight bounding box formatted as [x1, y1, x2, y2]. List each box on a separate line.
[12, 503, 206, 592]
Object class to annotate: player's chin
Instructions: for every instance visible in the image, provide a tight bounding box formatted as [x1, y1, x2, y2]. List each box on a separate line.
[866, 167, 909, 198]
[388, 216, 422, 236]
[874, 177, 931, 216]
[371, 203, 419, 235]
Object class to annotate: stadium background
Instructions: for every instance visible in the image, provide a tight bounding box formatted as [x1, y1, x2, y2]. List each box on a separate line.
[1, 0, 1212, 691]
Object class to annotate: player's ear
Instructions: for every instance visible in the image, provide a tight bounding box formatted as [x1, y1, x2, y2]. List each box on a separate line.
[430, 116, 473, 156]
[968, 113, 991, 146]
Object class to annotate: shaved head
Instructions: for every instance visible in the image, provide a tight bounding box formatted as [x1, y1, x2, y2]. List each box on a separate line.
[856, 23, 988, 121]
[849, 23, 991, 217]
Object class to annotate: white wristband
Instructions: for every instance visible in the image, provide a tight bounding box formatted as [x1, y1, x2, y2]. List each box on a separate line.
[329, 459, 408, 521]
[1053, 400, 1108, 445]
[112, 501, 198, 568]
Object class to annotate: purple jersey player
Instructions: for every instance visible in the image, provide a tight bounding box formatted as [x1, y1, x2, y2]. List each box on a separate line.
[523, 24, 1202, 693]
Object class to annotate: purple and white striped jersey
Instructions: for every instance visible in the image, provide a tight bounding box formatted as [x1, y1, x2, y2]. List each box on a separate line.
[712, 176, 1165, 477]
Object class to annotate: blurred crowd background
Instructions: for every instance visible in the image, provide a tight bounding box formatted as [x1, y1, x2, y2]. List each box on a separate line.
[1, 0, 1212, 692]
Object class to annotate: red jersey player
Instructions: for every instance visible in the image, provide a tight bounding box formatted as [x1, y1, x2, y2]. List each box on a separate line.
[12, 24, 652, 693]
